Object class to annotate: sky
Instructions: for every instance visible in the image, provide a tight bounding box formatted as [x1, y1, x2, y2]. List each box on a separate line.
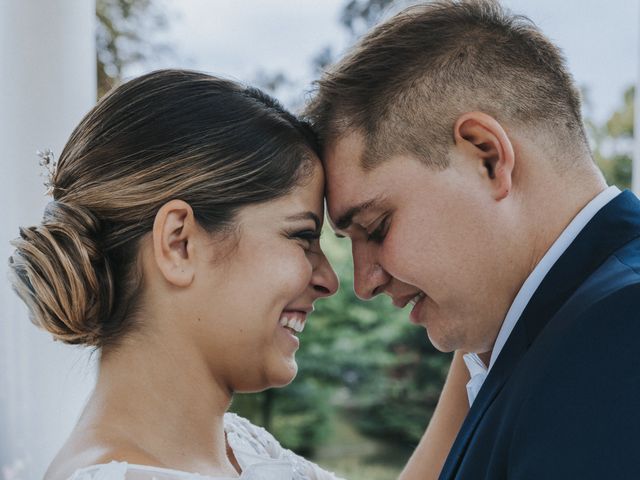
[134, 0, 639, 124]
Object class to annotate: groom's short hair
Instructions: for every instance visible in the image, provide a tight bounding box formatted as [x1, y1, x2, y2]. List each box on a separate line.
[305, 0, 589, 170]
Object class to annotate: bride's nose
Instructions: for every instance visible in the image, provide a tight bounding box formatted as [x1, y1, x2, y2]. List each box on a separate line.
[310, 252, 339, 298]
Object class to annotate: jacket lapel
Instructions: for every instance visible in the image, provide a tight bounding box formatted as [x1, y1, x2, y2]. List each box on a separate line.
[440, 190, 640, 479]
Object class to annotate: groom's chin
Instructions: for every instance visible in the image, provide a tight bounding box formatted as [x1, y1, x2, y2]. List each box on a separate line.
[425, 327, 457, 354]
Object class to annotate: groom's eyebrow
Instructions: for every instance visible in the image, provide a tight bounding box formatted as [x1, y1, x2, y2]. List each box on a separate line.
[334, 196, 384, 232]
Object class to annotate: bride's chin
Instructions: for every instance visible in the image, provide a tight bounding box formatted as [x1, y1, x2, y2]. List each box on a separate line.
[269, 360, 298, 388]
[231, 360, 298, 393]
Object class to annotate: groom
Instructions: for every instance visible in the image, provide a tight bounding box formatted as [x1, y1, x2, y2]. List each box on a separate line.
[306, 1, 640, 478]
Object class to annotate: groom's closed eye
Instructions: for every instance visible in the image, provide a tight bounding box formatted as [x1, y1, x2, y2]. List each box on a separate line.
[331, 194, 388, 238]
[365, 215, 390, 243]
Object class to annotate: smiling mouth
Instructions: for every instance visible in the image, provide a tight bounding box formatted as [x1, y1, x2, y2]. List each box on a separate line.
[279, 311, 306, 334]
[393, 291, 426, 309]
[409, 292, 426, 305]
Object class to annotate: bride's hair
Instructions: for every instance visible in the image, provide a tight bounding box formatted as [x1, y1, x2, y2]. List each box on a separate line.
[9, 69, 319, 349]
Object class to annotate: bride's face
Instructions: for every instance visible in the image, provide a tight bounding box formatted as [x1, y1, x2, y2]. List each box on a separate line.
[191, 161, 338, 391]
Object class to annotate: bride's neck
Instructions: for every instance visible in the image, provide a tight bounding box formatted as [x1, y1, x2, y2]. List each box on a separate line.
[79, 328, 235, 472]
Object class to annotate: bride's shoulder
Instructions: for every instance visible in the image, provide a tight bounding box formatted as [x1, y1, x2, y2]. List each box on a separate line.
[45, 439, 159, 480]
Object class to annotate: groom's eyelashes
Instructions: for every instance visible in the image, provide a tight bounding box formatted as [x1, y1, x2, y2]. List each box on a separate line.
[330, 215, 389, 242]
[366, 216, 389, 244]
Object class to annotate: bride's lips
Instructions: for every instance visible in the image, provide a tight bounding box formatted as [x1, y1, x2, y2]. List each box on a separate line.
[278, 309, 311, 349]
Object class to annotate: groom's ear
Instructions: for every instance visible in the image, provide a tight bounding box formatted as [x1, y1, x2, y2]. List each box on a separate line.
[453, 111, 515, 201]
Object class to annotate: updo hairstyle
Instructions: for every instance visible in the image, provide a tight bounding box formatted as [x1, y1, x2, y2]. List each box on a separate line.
[9, 69, 319, 348]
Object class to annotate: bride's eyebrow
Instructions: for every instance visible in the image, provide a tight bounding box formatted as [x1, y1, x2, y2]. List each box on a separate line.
[285, 212, 321, 231]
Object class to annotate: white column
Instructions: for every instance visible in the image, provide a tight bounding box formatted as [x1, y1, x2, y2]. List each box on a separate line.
[0, 1, 97, 478]
[634, 1, 640, 195]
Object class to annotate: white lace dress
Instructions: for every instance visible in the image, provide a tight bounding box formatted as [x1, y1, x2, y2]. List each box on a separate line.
[68, 413, 344, 480]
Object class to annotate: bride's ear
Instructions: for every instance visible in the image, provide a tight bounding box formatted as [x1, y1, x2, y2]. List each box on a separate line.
[152, 199, 197, 287]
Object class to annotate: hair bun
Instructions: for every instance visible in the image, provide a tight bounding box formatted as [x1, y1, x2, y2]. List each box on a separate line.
[8, 201, 113, 346]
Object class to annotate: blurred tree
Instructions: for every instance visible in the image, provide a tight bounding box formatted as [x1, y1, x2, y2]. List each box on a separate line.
[258, 0, 402, 103]
[341, 0, 398, 36]
[592, 86, 634, 188]
[606, 86, 634, 138]
[96, 0, 171, 97]
[313, 0, 400, 71]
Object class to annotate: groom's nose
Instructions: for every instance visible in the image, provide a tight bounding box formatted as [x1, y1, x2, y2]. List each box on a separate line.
[352, 241, 390, 300]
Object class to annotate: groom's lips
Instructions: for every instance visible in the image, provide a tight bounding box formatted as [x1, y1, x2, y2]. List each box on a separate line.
[391, 291, 424, 309]
[409, 295, 427, 324]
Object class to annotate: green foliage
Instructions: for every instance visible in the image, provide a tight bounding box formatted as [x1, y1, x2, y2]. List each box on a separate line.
[606, 86, 634, 138]
[312, 410, 409, 479]
[593, 86, 634, 189]
[232, 381, 333, 457]
[347, 323, 450, 445]
[598, 153, 632, 189]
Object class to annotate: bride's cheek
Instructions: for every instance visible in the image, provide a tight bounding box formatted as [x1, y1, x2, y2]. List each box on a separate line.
[295, 257, 315, 290]
[282, 251, 314, 288]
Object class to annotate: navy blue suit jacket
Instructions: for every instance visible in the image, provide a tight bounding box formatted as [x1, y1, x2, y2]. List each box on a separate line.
[440, 190, 640, 479]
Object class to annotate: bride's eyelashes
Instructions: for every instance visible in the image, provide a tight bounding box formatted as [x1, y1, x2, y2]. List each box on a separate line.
[289, 229, 321, 250]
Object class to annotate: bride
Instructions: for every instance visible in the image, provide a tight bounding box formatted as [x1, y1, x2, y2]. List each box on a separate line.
[9, 69, 469, 480]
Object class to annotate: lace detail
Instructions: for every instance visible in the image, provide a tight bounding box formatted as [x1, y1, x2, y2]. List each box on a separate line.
[67, 414, 344, 480]
[68, 461, 282, 480]
[224, 413, 344, 480]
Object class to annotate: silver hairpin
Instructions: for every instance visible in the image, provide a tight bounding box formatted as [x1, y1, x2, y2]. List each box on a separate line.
[36, 148, 57, 195]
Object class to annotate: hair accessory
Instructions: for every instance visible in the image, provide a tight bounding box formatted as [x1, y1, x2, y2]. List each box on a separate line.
[36, 148, 57, 195]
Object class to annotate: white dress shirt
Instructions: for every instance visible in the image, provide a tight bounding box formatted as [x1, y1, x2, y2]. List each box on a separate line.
[463, 186, 622, 406]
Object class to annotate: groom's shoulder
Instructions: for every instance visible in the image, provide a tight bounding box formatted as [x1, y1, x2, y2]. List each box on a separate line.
[501, 281, 640, 476]
[562, 230, 640, 323]
[573, 281, 640, 334]
[507, 250, 640, 406]
[535, 280, 640, 365]
[510, 263, 640, 409]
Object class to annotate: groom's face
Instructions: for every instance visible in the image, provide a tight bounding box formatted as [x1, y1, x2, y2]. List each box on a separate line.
[324, 131, 510, 354]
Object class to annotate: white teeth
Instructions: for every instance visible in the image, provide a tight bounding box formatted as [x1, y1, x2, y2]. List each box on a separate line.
[279, 314, 305, 333]
[410, 292, 426, 305]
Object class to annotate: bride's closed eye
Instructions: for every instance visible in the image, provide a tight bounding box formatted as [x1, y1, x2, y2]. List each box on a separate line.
[290, 229, 321, 250]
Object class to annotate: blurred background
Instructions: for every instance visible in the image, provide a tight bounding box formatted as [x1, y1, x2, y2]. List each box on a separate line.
[0, 1, 638, 479]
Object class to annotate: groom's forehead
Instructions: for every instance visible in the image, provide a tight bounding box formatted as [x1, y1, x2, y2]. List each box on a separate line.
[323, 135, 364, 174]
[324, 132, 395, 228]
[324, 137, 369, 220]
